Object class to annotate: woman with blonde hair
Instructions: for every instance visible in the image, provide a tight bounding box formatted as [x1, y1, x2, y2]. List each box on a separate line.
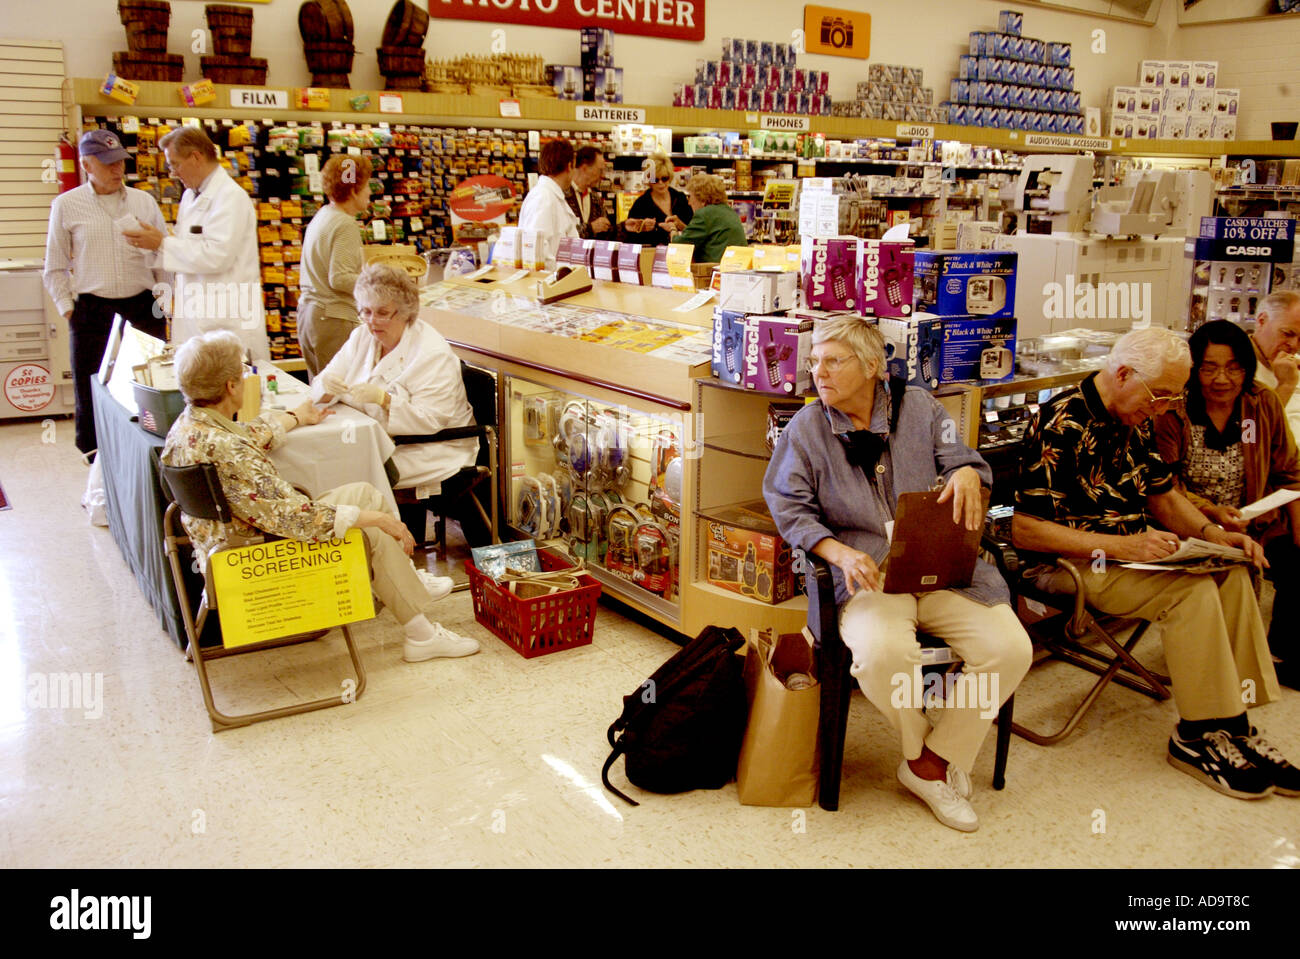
[298, 153, 373, 376]
[621, 153, 693, 247]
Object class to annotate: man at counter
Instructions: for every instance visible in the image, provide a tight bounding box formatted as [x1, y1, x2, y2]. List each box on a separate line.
[1250, 291, 1300, 439]
[565, 144, 613, 241]
[517, 138, 579, 269]
[1013, 326, 1297, 800]
[44, 129, 169, 457]
[123, 125, 270, 360]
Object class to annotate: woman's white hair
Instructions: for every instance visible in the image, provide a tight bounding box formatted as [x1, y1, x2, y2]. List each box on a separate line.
[355, 262, 419, 326]
[1104, 326, 1190, 379]
[811, 314, 888, 381]
[175, 330, 244, 406]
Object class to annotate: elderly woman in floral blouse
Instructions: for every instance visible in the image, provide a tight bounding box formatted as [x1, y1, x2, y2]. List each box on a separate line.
[161, 329, 478, 664]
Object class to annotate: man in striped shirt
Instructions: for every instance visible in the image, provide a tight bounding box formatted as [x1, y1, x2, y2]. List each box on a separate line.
[44, 130, 167, 456]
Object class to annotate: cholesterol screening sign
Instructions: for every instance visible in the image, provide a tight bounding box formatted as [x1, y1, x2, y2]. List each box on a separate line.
[429, 0, 706, 42]
[210, 530, 374, 648]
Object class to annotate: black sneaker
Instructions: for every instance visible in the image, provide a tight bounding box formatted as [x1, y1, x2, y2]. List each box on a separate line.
[1233, 728, 1300, 797]
[1167, 730, 1274, 799]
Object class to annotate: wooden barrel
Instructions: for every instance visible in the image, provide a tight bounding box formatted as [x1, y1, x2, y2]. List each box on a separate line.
[299, 0, 353, 43]
[124, 22, 169, 53]
[376, 45, 425, 76]
[112, 50, 184, 82]
[382, 0, 428, 47]
[384, 75, 425, 91]
[200, 54, 268, 85]
[303, 40, 354, 73]
[205, 4, 254, 34]
[118, 0, 170, 31]
[310, 73, 351, 88]
[211, 29, 252, 56]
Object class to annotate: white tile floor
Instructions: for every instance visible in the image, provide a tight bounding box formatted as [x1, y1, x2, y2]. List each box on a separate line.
[1, 415, 1297, 868]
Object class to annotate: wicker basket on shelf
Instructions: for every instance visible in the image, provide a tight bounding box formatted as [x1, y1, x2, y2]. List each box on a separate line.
[381, 0, 428, 46]
[200, 54, 268, 85]
[111, 50, 184, 82]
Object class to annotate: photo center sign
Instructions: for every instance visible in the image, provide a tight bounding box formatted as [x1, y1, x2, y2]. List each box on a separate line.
[430, 0, 706, 42]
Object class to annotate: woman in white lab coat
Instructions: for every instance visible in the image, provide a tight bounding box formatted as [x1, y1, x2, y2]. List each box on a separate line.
[311, 263, 486, 544]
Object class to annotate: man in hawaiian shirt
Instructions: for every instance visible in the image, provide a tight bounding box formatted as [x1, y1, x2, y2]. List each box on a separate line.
[1014, 327, 1298, 800]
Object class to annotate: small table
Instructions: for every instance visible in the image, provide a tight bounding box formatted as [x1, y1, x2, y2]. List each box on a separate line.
[92, 376, 399, 649]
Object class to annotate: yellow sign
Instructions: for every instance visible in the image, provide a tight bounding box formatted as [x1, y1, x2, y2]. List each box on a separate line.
[803, 6, 870, 59]
[210, 530, 375, 648]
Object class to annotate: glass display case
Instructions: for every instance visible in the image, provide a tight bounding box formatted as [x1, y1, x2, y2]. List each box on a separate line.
[505, 372, 691, 626]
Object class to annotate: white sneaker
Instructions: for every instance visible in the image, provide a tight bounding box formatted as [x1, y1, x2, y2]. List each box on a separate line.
[403, 623, 481, 663]
[897, 760, 979, 832]
[415, 569, 455, 602]
[947, 763, 973, 800]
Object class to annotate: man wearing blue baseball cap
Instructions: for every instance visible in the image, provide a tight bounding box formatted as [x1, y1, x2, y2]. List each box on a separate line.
[44, 129, 168, 457]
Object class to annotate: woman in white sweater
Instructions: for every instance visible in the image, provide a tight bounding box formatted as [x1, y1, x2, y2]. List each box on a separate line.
[298, 154, 372, 376]
[311, 263, 487, 545]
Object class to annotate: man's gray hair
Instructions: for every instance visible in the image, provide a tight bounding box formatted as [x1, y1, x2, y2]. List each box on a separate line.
[159, 125, 218, 161]
[1257, 290, 1300, 324]
[811, 314, 888, 381]
[175, 330, 244, 406]
[1104, 326, 1190, 379]
[355, 262, 419, 327]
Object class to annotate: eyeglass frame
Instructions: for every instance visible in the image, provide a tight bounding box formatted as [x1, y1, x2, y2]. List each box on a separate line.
[1134, 370, 1186, 408]
[805, 353, 860, 375]
[1196, 362, 1247, 382]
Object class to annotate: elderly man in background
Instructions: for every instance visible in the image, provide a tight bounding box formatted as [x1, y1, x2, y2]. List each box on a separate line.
[1250, 291, 1300, 440]
[123, 125, 269, 360]
[565, 144, 613, 241]
[44, 129, 168, 456]
[1014, 326, 1298, 800]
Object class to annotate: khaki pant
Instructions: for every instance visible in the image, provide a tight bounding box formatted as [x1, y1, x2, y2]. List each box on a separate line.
[318, 483, 424, 625]
[1036, 564, 1279, 721]
[840, 590, 1032, 773]
[297, 299, 357, 379]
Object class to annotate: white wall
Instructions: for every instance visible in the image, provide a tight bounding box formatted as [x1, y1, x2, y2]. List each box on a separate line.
[1149, 0, 1300, 140]
[11, 0, 1154, 120]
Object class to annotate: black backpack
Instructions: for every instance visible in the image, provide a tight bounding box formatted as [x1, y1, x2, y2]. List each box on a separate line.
[601, 625, 749, 806]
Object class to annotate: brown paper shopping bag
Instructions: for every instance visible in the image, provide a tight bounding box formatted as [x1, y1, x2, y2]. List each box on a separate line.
[736, 628, 820, 806]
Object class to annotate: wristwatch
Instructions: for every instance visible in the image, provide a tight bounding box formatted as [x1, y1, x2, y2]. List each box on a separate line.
[1199, 521, 1223, 538]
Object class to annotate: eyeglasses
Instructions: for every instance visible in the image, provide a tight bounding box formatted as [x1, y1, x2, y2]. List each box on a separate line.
[805, 354, 857, 374]
[1198, 363, 1246, 381]
[359, 305, 400, 321]
[1135, 372, 1186, 408]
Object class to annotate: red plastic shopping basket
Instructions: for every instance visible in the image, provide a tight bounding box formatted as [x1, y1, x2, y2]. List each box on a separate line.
[465, 549, 601, 658]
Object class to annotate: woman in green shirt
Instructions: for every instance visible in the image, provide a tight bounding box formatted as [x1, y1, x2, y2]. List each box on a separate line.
[666, 174, 747, 263]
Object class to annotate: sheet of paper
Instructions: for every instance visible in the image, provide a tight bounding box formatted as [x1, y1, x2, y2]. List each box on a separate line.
[672, 289, 717, 312]
[1239, 488, 1300, 520]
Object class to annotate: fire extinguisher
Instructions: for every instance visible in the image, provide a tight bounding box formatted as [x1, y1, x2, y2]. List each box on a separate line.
[55, 135, 79, 193]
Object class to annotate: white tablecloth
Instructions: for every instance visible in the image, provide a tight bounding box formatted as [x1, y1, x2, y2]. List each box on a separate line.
[261, 367, 399, 515]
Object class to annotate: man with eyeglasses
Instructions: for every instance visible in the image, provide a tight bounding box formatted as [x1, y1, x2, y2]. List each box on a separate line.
[1250, 291, 1300, 441]
[1015, 327, 1296, 800]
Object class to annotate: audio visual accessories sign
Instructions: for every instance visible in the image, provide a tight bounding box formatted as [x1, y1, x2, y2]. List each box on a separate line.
[802, 5, 870, 59]
[429, 0, 706, 43]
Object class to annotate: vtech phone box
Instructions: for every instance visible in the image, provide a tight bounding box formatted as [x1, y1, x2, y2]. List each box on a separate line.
[711, 308, 746, 385]
[912, 250, 1017, 319]
[742, 313, 813, 395]
[858, 238, 914, 318]
[801, 236, 859, 312]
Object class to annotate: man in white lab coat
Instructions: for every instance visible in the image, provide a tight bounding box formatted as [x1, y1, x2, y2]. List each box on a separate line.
[516, 138, 579, 270]
[124, 125, 270, 360]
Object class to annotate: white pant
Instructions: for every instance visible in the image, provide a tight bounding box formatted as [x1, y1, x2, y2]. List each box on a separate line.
[840, 589, 1032, 773]
[318, 483, 425, 625]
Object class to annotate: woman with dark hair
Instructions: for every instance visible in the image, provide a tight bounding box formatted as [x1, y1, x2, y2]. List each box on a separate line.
[1156, 319, 1300, 688]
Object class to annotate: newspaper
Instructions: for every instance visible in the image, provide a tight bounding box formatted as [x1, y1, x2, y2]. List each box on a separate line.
[1120, 536, 1248, 573]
